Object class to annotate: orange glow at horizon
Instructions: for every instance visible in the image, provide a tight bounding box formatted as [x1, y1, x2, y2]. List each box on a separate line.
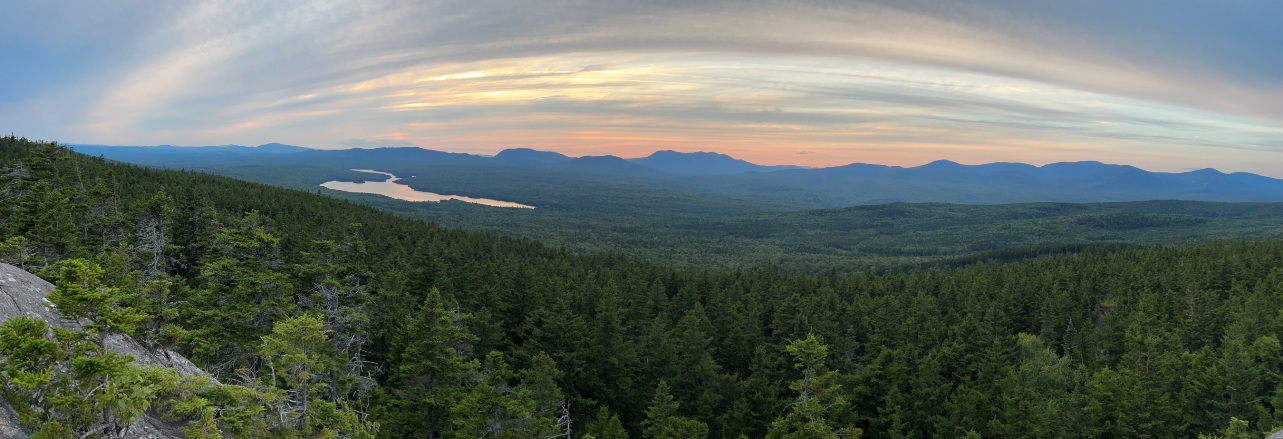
[395, 126, 1179, 171]
[12, 1, 1283, 179]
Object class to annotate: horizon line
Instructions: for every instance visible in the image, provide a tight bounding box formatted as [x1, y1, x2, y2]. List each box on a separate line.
[61, 141, 1271, 178]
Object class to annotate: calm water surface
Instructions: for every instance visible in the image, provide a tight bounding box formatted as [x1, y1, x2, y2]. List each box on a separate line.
[321, 169, 534, 209]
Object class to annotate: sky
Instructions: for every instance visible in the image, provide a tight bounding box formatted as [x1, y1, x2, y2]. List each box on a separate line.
[3, 1, 1282, 176]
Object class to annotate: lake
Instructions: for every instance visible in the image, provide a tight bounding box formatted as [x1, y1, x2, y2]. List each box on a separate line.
[320, 169, 535, 209]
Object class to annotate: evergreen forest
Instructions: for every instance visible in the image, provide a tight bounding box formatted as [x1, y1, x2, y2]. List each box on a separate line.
[4, 135, 1283, 438]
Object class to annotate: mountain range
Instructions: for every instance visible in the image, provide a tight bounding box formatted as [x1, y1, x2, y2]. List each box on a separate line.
[69, 143, 1283, 206]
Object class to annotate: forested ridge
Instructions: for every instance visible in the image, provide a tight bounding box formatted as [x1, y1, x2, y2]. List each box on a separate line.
[116, 158, 1283, 274]
[3, 136, 1282, 438]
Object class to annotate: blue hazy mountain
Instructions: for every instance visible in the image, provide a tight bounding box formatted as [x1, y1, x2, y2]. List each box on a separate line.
[254, 142, 311, 153]
[70, 143, 310, 162]
[546, 155, 665, 177]
[492, 148, 571, 165]
[69, 143, 1283, 205]
[293, 147, 489, 168]
[687, 160, 1283, 206]
[629, 150, 808, 175]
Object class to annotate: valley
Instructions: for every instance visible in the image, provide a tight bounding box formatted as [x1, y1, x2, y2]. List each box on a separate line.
[74, 143, 1283, 272]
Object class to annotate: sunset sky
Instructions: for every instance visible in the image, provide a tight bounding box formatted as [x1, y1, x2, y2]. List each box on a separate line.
[3, 1, 1282, 175]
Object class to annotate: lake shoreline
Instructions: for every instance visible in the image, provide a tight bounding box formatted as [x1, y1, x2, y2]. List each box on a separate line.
[320, 169, 535, 209]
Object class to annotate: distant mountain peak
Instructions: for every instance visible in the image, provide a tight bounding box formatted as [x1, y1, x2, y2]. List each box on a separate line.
[548, 155, 663, 177]
[570, 155, 631, 163]
[254, 143, 309, 153]
[630, 149, 804, 175]
[920, 159, 964, 168]
[494, 148, 571, 164]
[1040, 160, 1109, 169]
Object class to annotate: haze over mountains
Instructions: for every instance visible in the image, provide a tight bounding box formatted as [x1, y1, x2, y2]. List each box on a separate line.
[71, 143, 1283, 206]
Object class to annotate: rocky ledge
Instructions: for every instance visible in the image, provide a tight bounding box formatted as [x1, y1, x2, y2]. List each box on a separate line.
[0, 263, 208, 439]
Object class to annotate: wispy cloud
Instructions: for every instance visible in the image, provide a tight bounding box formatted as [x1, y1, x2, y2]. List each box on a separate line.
[2, 0, 1281, 175]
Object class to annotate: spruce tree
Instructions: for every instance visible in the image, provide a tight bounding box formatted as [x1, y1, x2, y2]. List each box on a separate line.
[767, 334, 861, 439]
[185, 210, 294, 374]
[582, 406, 630, 439]
[643, 379, 709, 439]
[379, 287, 477, 437]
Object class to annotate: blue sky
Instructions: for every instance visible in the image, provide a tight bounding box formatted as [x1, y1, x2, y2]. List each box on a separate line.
[3, 1, 1282, 175]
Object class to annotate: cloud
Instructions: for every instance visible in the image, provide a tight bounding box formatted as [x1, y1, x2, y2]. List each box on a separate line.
[2, 0, 1281, 176]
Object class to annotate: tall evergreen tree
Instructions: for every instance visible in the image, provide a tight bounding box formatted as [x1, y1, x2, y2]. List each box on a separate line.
[378, 287, 477, 437]
[582, 406, 630, 439]
[767, 334, 861, 439]
[184, 210, 294, 375]
[643, 380, 709, 439]
[259, 314, 377, 438]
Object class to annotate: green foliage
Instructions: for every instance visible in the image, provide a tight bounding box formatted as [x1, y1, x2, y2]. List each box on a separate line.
[295, 229, 375, 404]
[0, 316, 164, 437]
[767, 334, 861, 439]
[583, 406, 630, 439]
[107, 151, 1283, 273]
[157, 372, 277, 439]
[0, 317, 59, 421]
[8, 136, 1283, 438]
[451, 351, 564, 438]
[47, 258, 145, 341]
[377, 287, 477, 437]
[185, 210, 295, 373]
[260, 314, 378, 438]
[643, 380, 710, 439]
[260, 314, 332, 427]
[1198, 417, 1256, 439]
[0, 235, 27, 265]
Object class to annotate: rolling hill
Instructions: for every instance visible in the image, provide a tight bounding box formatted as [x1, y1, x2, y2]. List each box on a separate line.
[56, 142, 1283, 272]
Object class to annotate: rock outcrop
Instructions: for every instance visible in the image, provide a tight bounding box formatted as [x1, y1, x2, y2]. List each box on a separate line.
[0, 263, 207, 439]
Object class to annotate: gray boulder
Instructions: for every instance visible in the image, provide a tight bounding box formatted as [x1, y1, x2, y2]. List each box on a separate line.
[0, 263, 208, 439]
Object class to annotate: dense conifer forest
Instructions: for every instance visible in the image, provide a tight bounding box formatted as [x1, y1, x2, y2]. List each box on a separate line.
[3, 136, 1282, 438]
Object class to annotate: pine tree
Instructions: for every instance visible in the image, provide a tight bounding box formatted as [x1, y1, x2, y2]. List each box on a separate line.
[131, 191, 177, 280]
[0, 235, 28, 267]
[582, 406, 630, 439]
[0, 315, 165, 437]
[83, 176, 126, 253]
[520, 351, 570, 436]
[452, 351, 553, 438]
[767, 334, 861, 439]
[378, 287, 477, 437]
[259, 314, 378, 438]
[260, 314, 331, 431]
[665, 304, 725, 418]
[185, 210, 294, 375]
[643, 380, 709, 439]
[47, 258, 145, 346]
[296, 226, 374, 403]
